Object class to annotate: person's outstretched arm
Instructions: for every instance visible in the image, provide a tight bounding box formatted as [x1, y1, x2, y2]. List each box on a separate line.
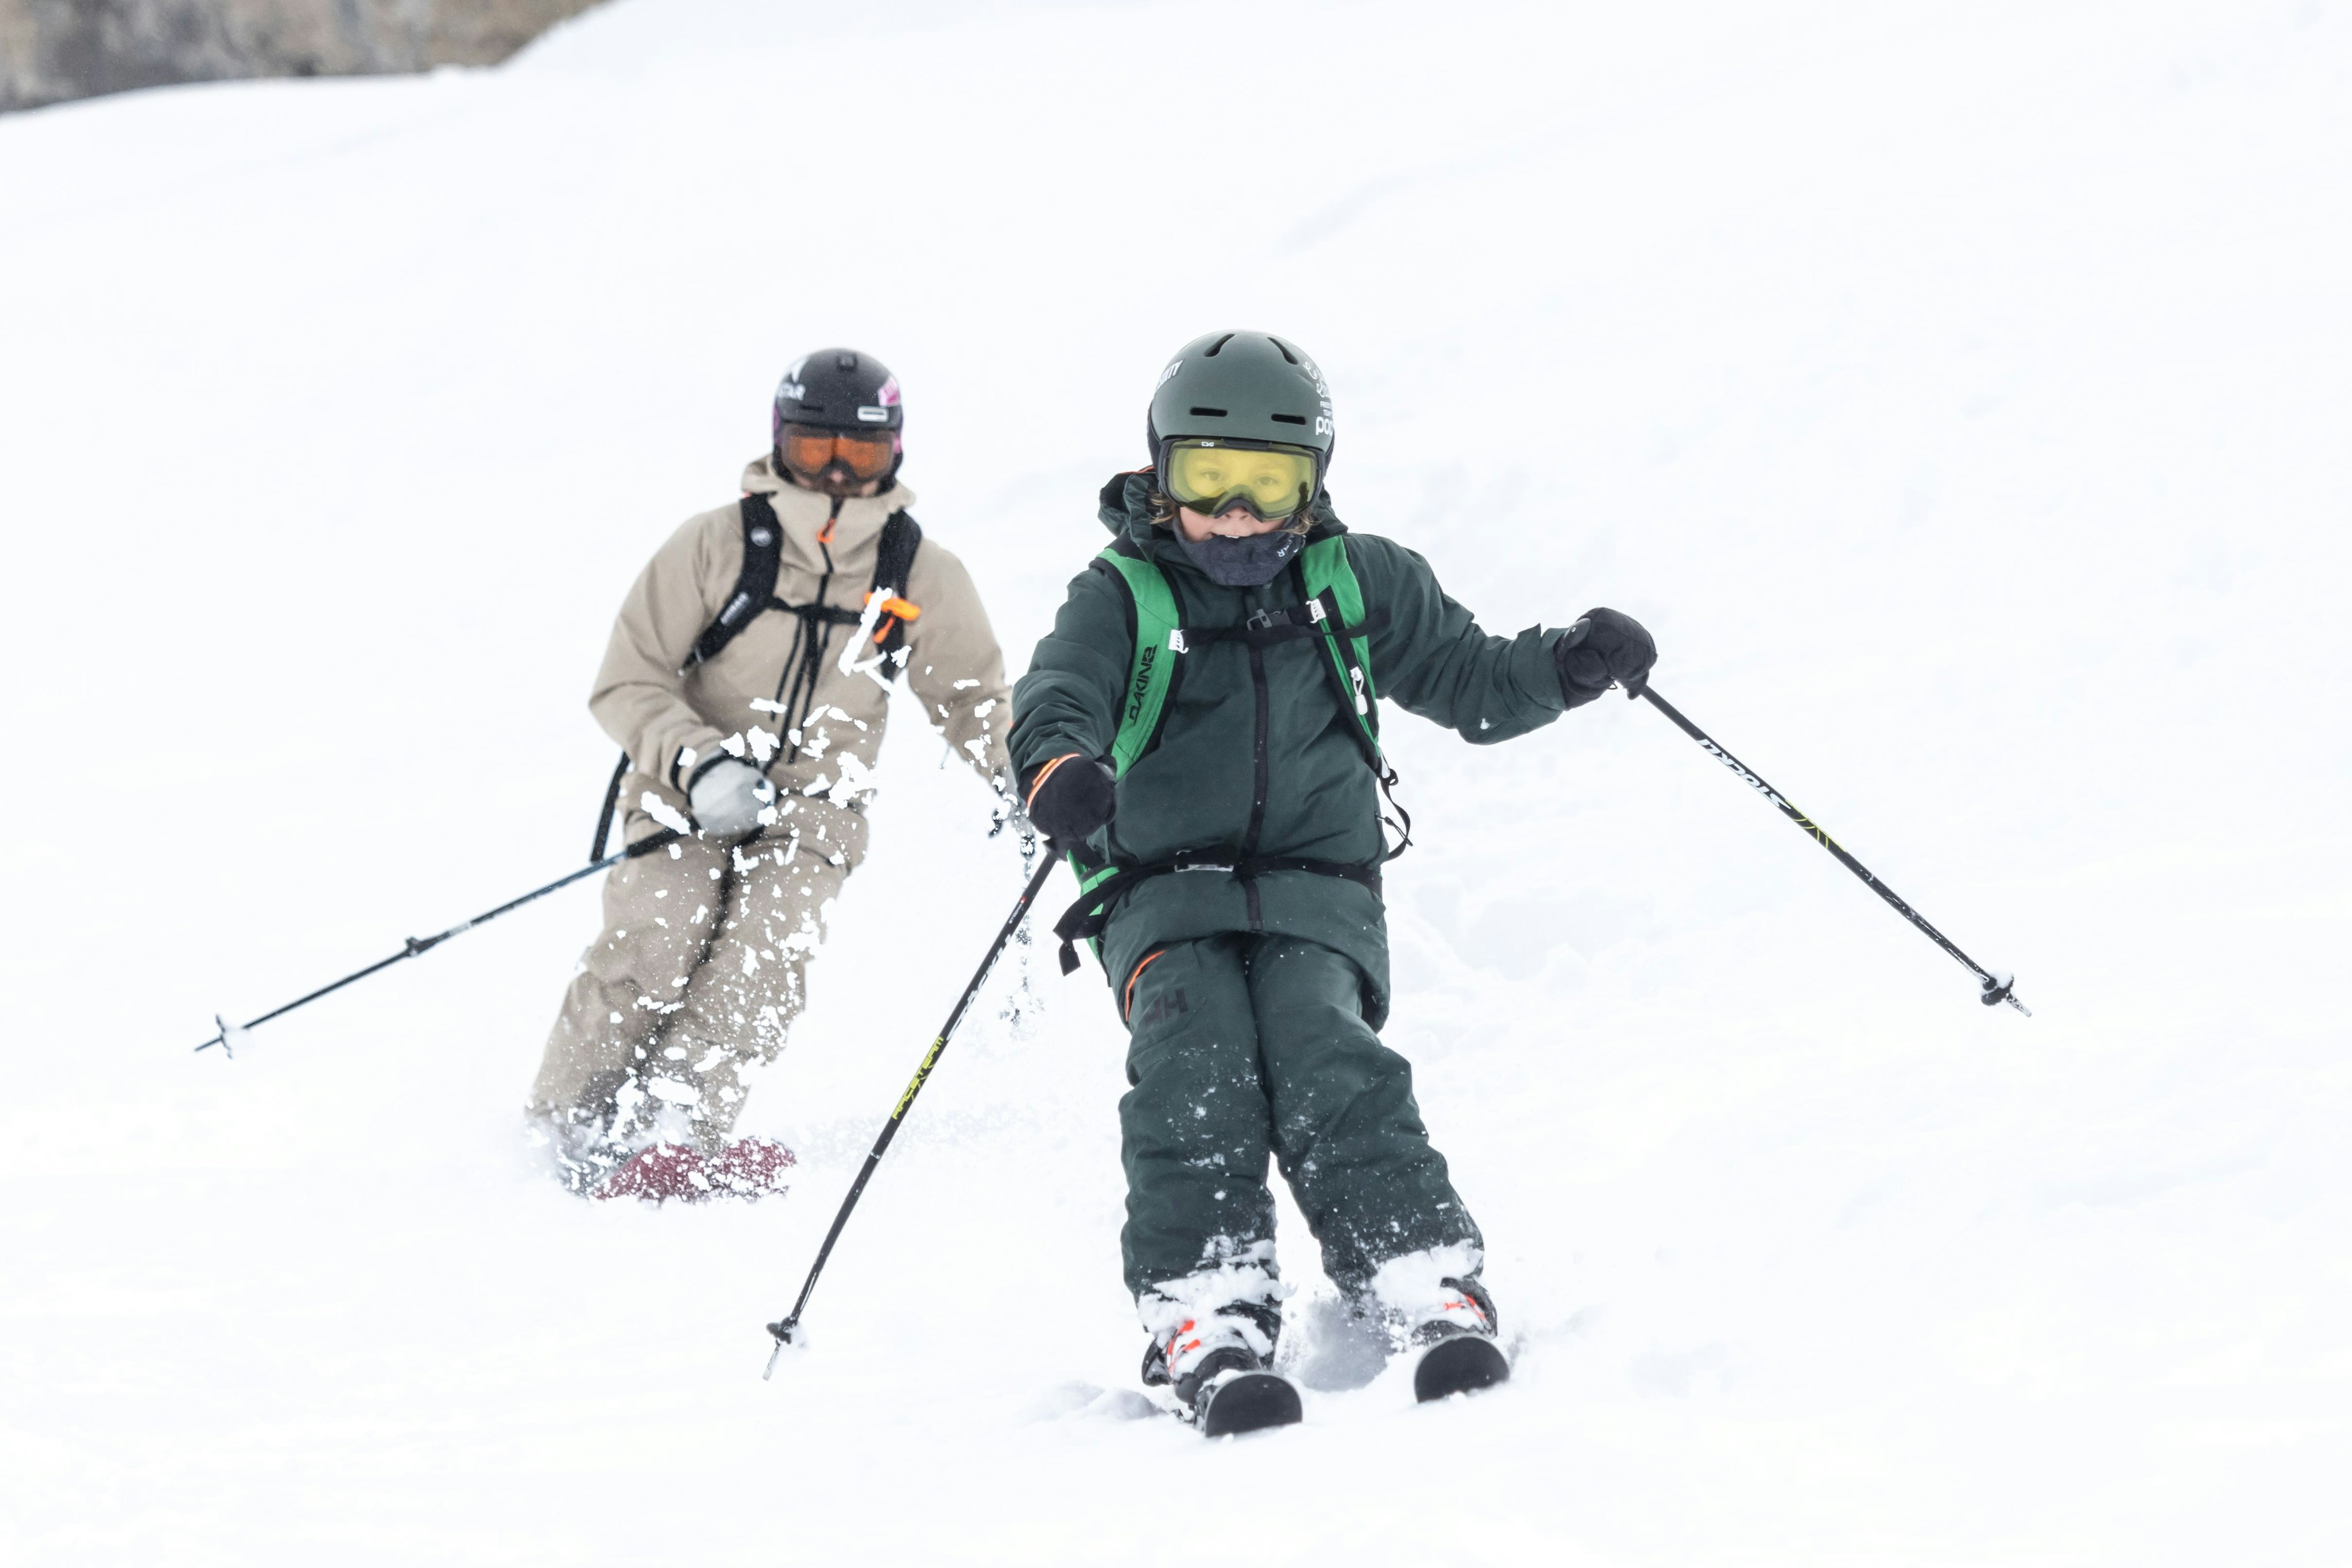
[1350, 534, 1653, 743]
[1009, 564, 1128, 778]
[590, 510, 733, 793]
[900, 540, 1015, 791]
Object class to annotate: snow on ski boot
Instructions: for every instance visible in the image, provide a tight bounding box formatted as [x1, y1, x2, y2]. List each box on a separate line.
[710, 1137, 795, 1198]
[527, 1105, 630, 1197]
[1142, 1304, 1301, 1437]
[1409, 1277, 1510, 1403]
[591, 1141, 713, 1203]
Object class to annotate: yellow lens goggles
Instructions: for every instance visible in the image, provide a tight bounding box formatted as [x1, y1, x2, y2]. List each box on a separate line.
[1161, 440, 1318, 520]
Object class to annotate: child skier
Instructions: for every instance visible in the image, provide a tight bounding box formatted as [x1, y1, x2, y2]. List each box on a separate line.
[529, 349, 1013, 1201]
[1009, 331, 1655, 1432]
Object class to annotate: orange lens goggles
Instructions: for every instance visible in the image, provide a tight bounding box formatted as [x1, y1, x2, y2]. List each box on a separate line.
[779, 424, 897, 482]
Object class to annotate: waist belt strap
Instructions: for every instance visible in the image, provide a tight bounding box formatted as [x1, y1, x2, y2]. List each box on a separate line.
[1051, 854, 1384, 975]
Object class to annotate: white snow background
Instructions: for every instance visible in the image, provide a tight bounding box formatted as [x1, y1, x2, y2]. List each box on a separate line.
[2, 1, 2347, 1561]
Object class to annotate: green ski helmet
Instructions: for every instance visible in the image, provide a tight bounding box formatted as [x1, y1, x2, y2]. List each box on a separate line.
[1147, 331, 1334, 515]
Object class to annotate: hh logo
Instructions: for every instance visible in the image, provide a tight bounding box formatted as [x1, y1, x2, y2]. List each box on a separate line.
[1137, 986, 1189, 1030]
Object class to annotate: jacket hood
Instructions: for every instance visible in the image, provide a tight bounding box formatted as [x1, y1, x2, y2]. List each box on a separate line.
[742, 454, 915, 575]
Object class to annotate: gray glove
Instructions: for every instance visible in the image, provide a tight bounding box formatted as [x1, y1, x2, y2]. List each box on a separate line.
[688, 756, 774, 837]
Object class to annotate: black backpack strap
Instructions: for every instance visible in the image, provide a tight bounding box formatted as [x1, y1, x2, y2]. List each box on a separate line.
[682, 493, 786, 672]
[608, 493, 780, 859]
[865, 510, 924, 677]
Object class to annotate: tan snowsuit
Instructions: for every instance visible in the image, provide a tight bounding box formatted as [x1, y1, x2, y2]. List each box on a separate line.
[529, 456, 1011, 1160]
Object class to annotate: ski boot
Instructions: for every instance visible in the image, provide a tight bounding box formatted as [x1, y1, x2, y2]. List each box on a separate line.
[1142, 1303, 1302, 1437]
[528, 1107, 628, 1197]
[1408, 1277, 1510, 1403]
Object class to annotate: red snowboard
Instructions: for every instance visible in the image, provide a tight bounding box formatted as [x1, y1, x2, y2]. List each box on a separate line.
[592, 1138, 795, 1204]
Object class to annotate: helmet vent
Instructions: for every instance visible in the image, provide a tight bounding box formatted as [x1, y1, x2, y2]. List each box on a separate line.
[1188, 406, 1228, 417]
[1272, 340, 1298, 365]
[1204, 333, 1235, 357]
[1269, 413, 1306, 425]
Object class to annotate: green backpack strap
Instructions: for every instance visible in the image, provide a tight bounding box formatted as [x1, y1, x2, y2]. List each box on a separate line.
[1062, 543, 1183, 967]
[1097, 533, 1368, 775]
[1091, 543, 1185, 777]
[1297, 536, 1384, 769]
[1298, 535, 1411, 858]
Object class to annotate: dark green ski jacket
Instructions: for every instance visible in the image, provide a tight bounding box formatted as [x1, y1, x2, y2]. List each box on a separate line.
[1011, 472, 1575, 1025]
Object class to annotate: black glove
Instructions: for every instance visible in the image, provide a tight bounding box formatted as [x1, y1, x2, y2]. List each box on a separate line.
[1554, 607, 1657, 708]
[1022, 753, 1117, 847]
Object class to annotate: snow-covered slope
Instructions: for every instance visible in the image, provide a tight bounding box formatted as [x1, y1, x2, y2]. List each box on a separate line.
[3, 1, 2347, 1561]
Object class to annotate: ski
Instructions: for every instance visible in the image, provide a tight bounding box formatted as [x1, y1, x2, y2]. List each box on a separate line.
[1413, 1334, 1510, 1402]
[1192, 1368, 1304, 1437]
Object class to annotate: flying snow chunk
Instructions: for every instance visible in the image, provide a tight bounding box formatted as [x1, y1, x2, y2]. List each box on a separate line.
[646, 1077, 700, 1105]
[640, 793, 691, 834]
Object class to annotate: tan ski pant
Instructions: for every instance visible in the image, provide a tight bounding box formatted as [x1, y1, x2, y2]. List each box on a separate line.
[529, 824, 853, 1155]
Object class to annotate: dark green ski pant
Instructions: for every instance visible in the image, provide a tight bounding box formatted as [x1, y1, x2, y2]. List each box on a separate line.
[1118, 932, 1480, 1302]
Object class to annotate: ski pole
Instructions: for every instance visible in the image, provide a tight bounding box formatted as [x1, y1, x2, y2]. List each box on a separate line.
[1637, 684, 2028, 1015]
[194, 827, 685, 1055]
[764, 851, 1058, 1375]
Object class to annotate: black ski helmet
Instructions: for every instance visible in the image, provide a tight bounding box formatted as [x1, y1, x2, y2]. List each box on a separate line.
[773, 347, 905, 481]
[1147, 330, 1334, 493]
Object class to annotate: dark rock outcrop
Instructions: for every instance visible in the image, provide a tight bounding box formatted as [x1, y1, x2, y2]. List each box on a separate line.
[1, 0, 605, 113]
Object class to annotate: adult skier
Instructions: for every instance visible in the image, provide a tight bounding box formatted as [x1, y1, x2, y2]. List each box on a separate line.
[1009, 331, 1656, 1432]
[529, 349, 1013, 1201]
